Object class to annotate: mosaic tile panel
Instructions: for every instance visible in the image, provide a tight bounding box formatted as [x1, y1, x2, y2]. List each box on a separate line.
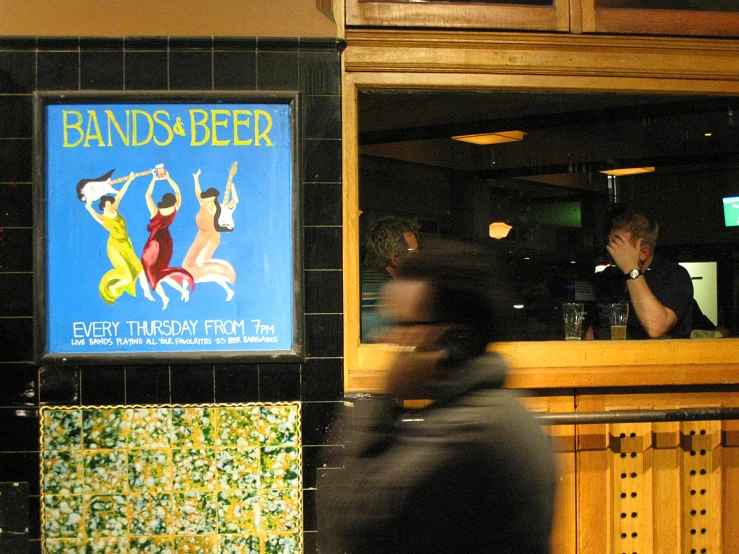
[40, 403, 302, 554]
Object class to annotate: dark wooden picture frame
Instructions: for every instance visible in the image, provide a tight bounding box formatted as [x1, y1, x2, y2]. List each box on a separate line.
[34, 91, 304, 364]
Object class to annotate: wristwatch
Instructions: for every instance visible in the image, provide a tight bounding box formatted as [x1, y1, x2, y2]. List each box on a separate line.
[624, 268, 642, 281]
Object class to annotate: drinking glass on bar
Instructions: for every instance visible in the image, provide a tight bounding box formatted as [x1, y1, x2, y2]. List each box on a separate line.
[609, 302, 629, 340]
[563, 302, 585, 340]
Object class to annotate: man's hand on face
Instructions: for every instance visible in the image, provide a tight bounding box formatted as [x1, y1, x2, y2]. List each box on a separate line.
[606, 232, 642, 274]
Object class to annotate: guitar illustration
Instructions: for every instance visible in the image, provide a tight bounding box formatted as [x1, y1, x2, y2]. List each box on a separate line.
[76, 164, 166, 202]
[217, 162, 239, 231]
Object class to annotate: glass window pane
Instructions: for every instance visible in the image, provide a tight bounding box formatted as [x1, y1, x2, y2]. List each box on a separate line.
[358, 90, 739, 343]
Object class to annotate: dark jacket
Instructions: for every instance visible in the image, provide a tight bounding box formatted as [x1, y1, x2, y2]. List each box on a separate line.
[317, 353, 556, 553]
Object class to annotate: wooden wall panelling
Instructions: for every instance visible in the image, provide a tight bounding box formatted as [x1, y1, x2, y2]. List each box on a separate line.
[345, 0, 570, 32]
[577, 392, 739, 554]
[723, 422, 739, 553]
[580, 1, 739, 38]
[610, 422, 654, 554]
[521, 393, 577, 554]
[576, 393, 609, 554]
[652, 421, 682, 553]
[681, 419, 722, 554]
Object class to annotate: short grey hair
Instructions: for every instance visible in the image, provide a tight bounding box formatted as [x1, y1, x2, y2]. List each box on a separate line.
[363, 216, 420, 270]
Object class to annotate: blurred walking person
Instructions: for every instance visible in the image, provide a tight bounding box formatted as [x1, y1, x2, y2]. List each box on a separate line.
[318, 239, 556, 554]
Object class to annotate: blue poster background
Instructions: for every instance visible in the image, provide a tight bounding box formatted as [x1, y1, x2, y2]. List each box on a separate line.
[44, 102, 294, 354]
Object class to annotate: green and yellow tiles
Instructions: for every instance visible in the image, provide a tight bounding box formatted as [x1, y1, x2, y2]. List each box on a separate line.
[40, 403, 302, 554]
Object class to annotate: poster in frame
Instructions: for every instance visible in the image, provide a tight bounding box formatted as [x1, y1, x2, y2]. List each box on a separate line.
[33, 91, 304, 363]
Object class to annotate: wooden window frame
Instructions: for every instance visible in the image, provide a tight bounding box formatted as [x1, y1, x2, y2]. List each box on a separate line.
[346, 0, 571, 32]
[342, 29, 739, 393]
[582, 1, 739, 37]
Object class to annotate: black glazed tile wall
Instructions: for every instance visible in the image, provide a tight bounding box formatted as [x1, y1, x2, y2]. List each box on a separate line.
[303, 95, 341, 139]
[0, 481, 29, 553]
[304, 270, 343, 314]
[214, 364, 259, 403]
[0, 273, 32, 316]
[80, 50, 124, 90]
[0, 454, 40, 496]
[258, 51, 300, 91]
[0, 318, 34, 362]
[306, 314, 343, 358]
[304, 531, 318, 553]
[260, 363, 301, 401]
[0, 35, 344, 552]
[304, 182, 342, 225]
[302, 401, 344, 446]
[299, 52, 341, 96]
[0, 51, 36, 92]
[304, 138, 342, 182]
[305, 226, 342, 269]
[0, 228, 34, 271]
[79, 38, 124, 51]
[214, 50, 257, 90]
[38, 366, 80, 405]
[80, 365, 126, 405]
[27, 495, 41, 551]
[0, 408, 39, 451]
[303, 488, 317, 530]
[37, 51, 79, 90]
[0, 363, 37, 405]
[0, 183, 33, 226]
[0, 139, 32, 182]
[170, 364, 216, 404]
[169, 50, 213, 90]
[124, 364, 171, 404]
[302, 444, 344, 489]
[124, 50, 168, 90]
[301, 358, 343, 402]
[0, 95, 33, 137]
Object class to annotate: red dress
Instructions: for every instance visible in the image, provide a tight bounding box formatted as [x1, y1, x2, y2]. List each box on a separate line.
[141, 211, 195, 291]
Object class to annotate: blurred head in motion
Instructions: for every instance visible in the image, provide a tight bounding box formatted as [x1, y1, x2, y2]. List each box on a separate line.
[380, 239, 506, 398]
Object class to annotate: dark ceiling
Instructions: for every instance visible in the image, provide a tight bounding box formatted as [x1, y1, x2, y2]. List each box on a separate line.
[357, 90, 739, 180]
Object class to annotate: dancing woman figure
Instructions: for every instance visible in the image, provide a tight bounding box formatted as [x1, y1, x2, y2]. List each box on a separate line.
[84, 172, 154, 305]
[182, 167, 237, 301]
[141, 169, 195, 310]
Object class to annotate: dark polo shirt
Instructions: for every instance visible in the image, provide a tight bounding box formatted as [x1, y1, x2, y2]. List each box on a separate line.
[592, 255, 693, 339]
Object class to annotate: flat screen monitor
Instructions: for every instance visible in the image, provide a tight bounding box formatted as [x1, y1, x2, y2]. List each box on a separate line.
[723, 196, 739, 227]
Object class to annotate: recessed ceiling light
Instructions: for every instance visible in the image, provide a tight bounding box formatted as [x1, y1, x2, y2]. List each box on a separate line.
[452, 130, 526, 145]
[705, 132, 713, 137]
[599, 167, 655, 177]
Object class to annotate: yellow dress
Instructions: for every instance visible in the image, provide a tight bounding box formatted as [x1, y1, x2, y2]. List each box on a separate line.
[99, 213, 144, 305]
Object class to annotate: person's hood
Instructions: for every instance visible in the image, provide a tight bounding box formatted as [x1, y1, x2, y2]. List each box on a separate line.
[420, 352, 508, 408]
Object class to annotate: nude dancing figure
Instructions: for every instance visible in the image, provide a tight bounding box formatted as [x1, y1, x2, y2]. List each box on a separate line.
[182, 166, 238, 301]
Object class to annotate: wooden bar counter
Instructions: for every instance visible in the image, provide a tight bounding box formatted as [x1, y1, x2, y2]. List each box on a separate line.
[346, 339, 739, 553]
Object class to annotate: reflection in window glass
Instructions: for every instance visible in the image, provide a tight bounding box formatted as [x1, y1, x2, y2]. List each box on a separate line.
[595, 0, 739, 12]
[358, 90, 739, 342]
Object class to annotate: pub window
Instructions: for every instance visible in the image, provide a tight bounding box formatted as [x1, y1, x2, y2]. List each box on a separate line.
[358, 90, 739, 342]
